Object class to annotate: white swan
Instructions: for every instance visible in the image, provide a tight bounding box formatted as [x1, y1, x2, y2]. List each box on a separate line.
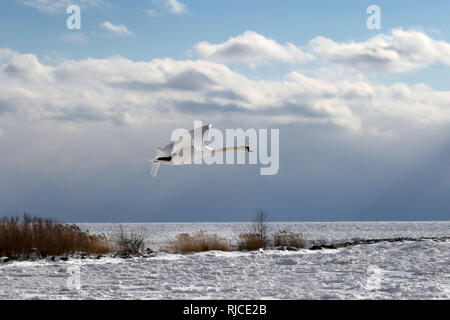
[151, 123, 251, 176]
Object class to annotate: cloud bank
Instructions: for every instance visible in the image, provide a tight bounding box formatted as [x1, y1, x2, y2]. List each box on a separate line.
[1, 47, 450, 135]
[195, 29, 450, 74]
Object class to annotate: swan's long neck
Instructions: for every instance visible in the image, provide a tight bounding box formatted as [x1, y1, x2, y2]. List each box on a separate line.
[206, 146, 248, 153]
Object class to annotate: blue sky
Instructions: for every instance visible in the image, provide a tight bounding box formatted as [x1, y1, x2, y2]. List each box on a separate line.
[2, 0, 450, 88]
[2, 1, 450, 59]
[1, 1, 450, 222]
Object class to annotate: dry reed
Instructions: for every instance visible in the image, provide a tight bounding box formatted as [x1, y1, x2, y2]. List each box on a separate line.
[0, 214, 113, 259]
[168, 231, 229, 253]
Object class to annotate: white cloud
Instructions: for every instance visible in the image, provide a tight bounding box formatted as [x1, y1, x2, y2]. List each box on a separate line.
[101, 21, 134, 37]
[1, 48, 450, 134]
[309, 28, 450, 73]
[148, 0, 187, 16]
[198, 29, 450, 72]
[195, 31, 313, 65]
[0, 49, 357, 130]
[164, 0, 187, 15]
[17, 0, 108, 14]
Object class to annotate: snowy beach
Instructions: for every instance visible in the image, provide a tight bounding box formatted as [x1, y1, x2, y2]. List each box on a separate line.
[1, 222, 449, 300]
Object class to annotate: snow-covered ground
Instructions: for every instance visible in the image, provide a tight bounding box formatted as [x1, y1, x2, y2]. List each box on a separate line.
[1, 222, 449, 299]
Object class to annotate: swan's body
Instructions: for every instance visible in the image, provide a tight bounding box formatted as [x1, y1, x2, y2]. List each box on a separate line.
[151, 123, 251, 176]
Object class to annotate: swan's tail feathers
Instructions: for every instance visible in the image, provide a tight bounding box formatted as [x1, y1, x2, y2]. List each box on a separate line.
[151, 162, 160, 177]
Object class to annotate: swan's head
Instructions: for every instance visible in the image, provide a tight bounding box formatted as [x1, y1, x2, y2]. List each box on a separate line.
[153, 156, 172, 164]
[245, 145, 253, 152]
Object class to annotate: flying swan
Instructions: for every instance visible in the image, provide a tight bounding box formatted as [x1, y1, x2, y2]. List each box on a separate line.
[151, 123, 251, 176]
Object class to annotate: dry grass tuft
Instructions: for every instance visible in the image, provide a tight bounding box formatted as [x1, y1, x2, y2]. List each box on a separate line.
[238, 233, 267, 251]
[238, 210, 269, 251]
[168, 231, 229, 253]
[273, 230, 306, 248]
[0, 214, 113, 259]
[112, 226, 146, 254]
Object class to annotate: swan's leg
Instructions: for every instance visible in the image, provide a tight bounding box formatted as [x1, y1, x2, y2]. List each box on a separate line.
[151, 162, 160, 176]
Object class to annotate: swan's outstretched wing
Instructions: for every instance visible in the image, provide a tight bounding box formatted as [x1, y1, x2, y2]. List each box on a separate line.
[156, 142, 174, 157]
[172, 123, 212, 153]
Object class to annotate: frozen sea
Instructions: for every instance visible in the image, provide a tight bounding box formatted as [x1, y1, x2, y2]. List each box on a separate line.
[1, 221, 449, 300]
